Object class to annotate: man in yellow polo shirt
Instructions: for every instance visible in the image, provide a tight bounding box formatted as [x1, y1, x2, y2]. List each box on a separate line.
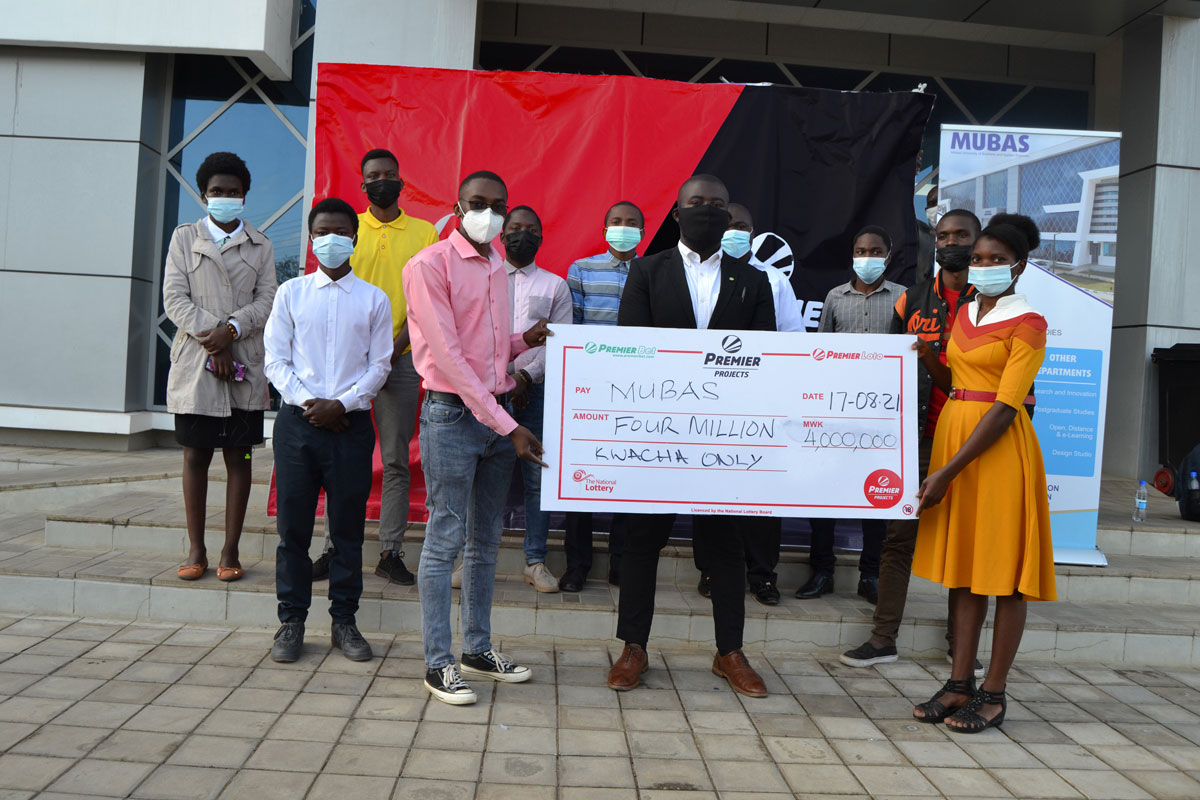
[313, 147, 438, 585]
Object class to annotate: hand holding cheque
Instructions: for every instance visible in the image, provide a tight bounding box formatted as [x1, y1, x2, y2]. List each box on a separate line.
[541, 325, 918, 518]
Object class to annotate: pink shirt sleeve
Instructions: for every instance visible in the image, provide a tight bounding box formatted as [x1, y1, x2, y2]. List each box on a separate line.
[405, 253, 519, 436]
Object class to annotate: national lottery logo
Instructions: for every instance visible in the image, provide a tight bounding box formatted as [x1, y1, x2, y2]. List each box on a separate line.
[584, 342, 598, 354]
[721, 335, 742, 354]
[572, 469, 592, 482]
[864, 469, 903, 509]
[812, 348, 827, 361]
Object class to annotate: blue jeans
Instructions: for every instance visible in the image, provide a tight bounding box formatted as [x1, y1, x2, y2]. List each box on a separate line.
[418, 396, 516, 669]
[513, 382, 548, 565]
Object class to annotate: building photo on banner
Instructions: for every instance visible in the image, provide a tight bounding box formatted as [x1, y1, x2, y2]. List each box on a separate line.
[938, 124, 1119, 565]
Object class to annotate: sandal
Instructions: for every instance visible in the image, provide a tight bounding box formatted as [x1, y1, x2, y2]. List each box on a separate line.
[216, 566, 244, 582]
[946, 686, 1007, 734]
[913, 677, 975, 723]
[177, 561, 208, 581]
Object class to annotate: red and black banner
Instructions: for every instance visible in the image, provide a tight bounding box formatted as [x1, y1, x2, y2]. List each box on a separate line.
[280, 64, 932, 520]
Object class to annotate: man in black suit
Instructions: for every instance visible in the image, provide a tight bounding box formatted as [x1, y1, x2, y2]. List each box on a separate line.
[606, 175, 776, 698]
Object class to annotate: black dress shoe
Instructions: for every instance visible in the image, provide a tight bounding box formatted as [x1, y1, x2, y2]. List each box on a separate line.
[795, 572, 834, 599]
[558, 570, 585, 593]
[697, 574, 712, 598]
[857, 576, 879, 605]
[751, 581, 780, 606]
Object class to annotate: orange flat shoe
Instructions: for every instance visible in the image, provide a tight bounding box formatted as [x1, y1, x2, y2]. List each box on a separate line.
[217, 566, 244, 582]
[177, 561, 208, 581]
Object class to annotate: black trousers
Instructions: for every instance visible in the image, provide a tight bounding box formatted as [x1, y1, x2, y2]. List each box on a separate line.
[693, 516, 780, 586]
[274, 405, 374, 625]
[563, 512, 628, 577]
[618, 514, 745, 654]
[808, 518, 886, 578]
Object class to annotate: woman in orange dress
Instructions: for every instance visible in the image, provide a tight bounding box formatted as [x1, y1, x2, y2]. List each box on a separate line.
[910, 213, 1054, 734]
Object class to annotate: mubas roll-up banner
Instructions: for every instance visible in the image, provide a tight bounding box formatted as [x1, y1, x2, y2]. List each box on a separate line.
[268, 64, 932, 521]
[938, 124, 1119, 565]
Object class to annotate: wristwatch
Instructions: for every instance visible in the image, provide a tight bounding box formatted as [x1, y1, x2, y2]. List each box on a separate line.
[518, 369, 533, 385]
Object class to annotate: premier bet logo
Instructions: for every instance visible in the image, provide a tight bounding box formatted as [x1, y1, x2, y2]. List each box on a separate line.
[584, 342, 598, 354]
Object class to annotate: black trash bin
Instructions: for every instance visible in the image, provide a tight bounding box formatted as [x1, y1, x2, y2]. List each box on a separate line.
[1151, 343, 1200, 494]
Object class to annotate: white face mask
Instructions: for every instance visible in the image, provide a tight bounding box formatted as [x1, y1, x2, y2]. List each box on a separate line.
[456, 203, 504, 244]
[968, 263, 1017, 296]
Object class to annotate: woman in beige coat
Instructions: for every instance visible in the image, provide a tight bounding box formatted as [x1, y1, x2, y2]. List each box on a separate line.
[163, 152, 277, 582]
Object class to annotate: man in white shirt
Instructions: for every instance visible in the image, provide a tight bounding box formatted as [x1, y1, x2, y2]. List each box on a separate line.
[264, 198, 393, 664]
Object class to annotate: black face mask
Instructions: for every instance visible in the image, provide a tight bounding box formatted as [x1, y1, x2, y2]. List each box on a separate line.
[677, 204, 731, 252]
[364, 178, 403, 208]
[504, 230, 542, 264]
[935, 244, 972, 272]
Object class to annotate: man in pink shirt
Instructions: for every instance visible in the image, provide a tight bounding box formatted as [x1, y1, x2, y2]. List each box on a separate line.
[403, 170, 551, 705]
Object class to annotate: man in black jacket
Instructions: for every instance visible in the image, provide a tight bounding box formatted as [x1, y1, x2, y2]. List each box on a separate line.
[606, 175, 776, 698]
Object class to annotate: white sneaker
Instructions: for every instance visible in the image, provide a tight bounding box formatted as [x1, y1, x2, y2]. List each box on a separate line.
[451, 560, 462, 589]
[523, 562, 560, 593]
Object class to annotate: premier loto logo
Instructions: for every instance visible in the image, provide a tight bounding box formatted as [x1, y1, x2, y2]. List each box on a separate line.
[584, 342, 598, 354]
[864, 469, 903, 509]
[812, 348, 826, 361]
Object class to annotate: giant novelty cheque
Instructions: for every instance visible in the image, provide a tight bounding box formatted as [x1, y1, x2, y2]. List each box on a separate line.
[542, 326, 918, 518]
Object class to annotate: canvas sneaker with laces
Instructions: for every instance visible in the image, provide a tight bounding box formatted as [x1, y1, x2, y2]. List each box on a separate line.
[460, 648, 532, 683]
[523, 562, 560, 593]
[424, 663, 477, 705]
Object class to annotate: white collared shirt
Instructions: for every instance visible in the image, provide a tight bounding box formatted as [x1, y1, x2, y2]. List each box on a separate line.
[264, 268, 393, 412]
[678, 241, 723, 329]
[749, 255, 805, 332]
[203, 215, 244, 250]
[968, 292, 1039, 326]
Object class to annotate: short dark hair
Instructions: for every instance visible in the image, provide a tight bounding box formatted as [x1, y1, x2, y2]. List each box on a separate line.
[360, 148, 399, 174]
[196, 152, 251, 195]
[459, 170, 507, 194]
[308, 198, 359, 234]
[504, 205, 541, 227]
[605, 201, 644, 225]
[942, 208, 981, 233]
[853, 224, 892, 252]
[979, 213, 1041, 262]
[679, 173, 727, 196]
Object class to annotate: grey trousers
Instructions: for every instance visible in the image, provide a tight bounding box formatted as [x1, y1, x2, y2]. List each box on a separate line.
[322, 351, 421, 554]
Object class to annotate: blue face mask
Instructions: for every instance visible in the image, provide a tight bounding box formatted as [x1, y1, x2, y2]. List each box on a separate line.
[605, 225, 642, 253]
[312, 234, 355, 268]
[968, 263, 1017, 296]
[852, 256, 887, 285]
[721, 229, 752, 259]
[206, 197, 243, 224]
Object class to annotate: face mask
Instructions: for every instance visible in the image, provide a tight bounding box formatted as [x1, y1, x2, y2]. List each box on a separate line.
[852, 256, 887, 284]
[935, 244, 972, 273]
[206, 197, 243, 224]
[968, 263, 1017, 296]
[456, 203, 504, 244]
[312, 234, 356, 268]
[364, 178, 403, 208]
[721, 229, 752, 259]
[677, 204, 731, 252]
[504, 230, 542, 264]
[605, 225, 642, 253]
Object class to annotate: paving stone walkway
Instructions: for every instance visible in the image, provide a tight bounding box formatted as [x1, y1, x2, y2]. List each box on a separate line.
[2, 616, 1200, 798]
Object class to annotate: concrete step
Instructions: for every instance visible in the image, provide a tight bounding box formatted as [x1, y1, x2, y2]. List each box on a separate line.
[44, 490, 1200, 606]
[0, 541, 1196, 667]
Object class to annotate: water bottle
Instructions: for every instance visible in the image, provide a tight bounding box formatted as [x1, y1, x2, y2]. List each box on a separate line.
[1133, 480, 1148, 522]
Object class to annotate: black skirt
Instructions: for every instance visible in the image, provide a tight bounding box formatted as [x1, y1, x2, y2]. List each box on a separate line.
[174, 409, 265, 449]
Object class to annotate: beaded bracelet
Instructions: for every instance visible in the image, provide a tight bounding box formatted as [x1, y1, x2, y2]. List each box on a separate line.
[225, 321, 238, 340]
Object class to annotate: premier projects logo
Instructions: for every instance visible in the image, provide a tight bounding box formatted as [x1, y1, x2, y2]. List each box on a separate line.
[584, 342, 657, 358]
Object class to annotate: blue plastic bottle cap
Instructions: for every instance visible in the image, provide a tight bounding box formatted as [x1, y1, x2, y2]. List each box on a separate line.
[1139, 480, 1147, 486]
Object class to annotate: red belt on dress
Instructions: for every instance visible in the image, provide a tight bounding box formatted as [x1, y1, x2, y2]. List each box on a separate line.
[949, 388, 1036, 405]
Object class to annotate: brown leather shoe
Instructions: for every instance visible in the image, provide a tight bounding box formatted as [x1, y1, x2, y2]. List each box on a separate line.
[712, 650, 768, 698]
[607, 643, 648, 691]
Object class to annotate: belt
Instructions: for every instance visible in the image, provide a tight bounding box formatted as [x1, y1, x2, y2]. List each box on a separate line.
[426, 389, 510, 407]
[950, 388, 1036, 405]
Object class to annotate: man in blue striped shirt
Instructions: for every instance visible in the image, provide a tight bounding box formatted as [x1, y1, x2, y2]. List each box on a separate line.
[558, 201, 644, 592]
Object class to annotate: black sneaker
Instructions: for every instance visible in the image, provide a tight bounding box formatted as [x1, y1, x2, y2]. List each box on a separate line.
[375, 551, 415, 585]
[840, 641, 899, 668]
[947, 650, 986, 678]
[460, 648, 532, 683]
[312, 549, 334, 581]
[331, 623, 373, 662]
[424, 663, 477, 705]
[697, 574, 712, 598]
[270, 621, 304, 663]
[751, 581, 781, 606]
